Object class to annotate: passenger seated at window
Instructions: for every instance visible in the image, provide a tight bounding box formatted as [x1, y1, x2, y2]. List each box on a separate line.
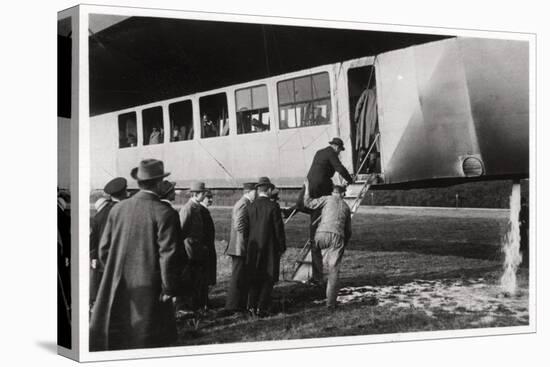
[172, 129, 181, 142]
[202, 114, 218, 138]
[313, 108, 328, 125]
[238, 108, 252, 133]
[251, 117, 269, 132]
[128, 133, 137, 147]
[149, 127, 161, 145]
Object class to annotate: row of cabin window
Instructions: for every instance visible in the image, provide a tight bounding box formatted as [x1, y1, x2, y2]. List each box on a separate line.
[117, 72, 332, 148]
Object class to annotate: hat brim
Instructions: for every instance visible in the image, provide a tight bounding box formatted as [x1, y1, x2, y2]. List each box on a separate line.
[328, 141, 345, 150]
[255, 183, 275, 189]
[131, 167, 171, 181]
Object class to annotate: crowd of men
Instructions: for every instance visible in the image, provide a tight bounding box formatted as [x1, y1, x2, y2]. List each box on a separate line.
[89, 137, 355, 351]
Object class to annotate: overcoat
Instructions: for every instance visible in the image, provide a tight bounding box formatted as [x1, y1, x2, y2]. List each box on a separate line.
[225, 195, 251, 257]
[89, 199, 116, 304]
[90, 200, 116, 259]
[245, 196, 286, 281]
[179, 199, 208, 261]
[306, 146, 353, 198]
[199, 205, 217, 285]
[89, 191, 186, 351]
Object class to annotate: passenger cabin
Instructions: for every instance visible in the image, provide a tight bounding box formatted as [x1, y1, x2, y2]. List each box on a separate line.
[89, 37, 529, 190]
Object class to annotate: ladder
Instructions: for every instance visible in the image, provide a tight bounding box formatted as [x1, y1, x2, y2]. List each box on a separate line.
[288, 133, 380, 282]
[290, 173, 376, 282]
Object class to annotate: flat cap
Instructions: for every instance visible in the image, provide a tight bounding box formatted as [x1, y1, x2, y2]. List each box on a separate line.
[104, 177, 127, 196]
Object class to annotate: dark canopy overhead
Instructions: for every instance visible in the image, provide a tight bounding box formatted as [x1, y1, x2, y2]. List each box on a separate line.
[89, 16, 448, 116]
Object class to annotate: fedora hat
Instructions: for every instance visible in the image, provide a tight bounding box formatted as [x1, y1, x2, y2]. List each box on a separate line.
[131, 159, 170, 182]
[255, 176, 274, 189]
[328, 137, 345, 150]
[189, 181, 208, 192]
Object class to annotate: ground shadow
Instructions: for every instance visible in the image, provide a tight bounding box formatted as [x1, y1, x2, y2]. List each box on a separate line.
[35, 340, 58, 354]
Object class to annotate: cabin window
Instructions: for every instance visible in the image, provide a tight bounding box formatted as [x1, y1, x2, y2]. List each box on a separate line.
[117, 112, 137, 148]
[277, 72, 331, 129]
[169, 100, 194, 142]
[235, 85, 270, 134]
[142, 106, 164, 145]
[199, 93, 229, 138]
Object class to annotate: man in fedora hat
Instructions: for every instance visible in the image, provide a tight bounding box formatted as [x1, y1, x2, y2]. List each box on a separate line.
[303, 184, 352, 309]
[223, 182, 257, 314]
[307, 137, 354, 199]
[245, 177, 286, 317]
[178, 182, 211, 313]
[90, 159, 187, 351]
[283, 137, 354, 216]
[89, 177, 128, 309]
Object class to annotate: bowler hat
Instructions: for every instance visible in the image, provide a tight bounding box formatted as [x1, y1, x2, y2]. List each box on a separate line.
[255, 176, 274, 189]
[189, 181, 208, 192]
[328, 137, 345, 150]
[243, 182, 257, 190]
[104, 177, 127, 196]
[131, 159, 170, 181]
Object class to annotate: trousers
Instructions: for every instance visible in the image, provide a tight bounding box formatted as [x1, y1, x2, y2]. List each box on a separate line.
[225, 256, 248, 310]
[311, 232, 346, 307]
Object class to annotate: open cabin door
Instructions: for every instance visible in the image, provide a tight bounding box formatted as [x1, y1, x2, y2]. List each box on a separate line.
[347, 64, 381, 175]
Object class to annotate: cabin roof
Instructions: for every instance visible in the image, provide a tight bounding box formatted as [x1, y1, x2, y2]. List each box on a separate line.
[81, 16, 448, 116]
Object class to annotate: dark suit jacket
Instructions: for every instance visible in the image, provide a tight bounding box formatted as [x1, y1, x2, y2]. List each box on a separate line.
[179, 199, 208, 262]
[307, 146, 353, 198]
[89, 191, 187, 351]
[245, 196, 286, 281]
[199, 205, 217, 285]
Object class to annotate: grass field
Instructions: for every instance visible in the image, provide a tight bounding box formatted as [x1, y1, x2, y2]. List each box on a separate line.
[174, 206, 530, 346]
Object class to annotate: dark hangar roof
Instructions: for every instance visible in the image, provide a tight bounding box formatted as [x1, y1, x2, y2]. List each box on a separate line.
[89, 16, 449, 116]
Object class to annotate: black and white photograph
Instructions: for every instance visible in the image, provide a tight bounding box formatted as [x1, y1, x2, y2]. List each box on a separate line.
[79, 5, 534, 358]
[45, 2, 543, 364]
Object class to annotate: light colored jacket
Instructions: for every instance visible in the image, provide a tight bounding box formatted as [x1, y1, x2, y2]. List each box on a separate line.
[304, 192, 352, 244]
[225, 195, 251, 256]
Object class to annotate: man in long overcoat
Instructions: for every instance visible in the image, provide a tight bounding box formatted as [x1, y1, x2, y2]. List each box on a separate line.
[224, 182, 257, 313]
[245, 177, 286, 316]
[199, 190, 217, 298]
[179, 182, 210, 311]
[89, 177, 128, 309]
[89, 159, 186, 351]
